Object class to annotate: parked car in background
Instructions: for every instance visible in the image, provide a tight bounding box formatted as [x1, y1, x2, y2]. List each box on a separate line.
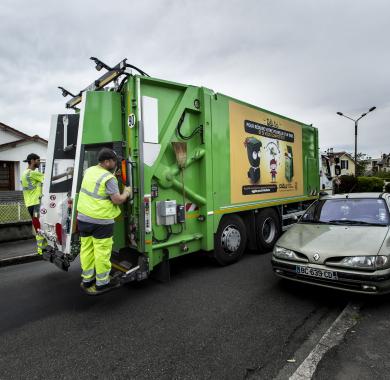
[272, 193, 390, 294]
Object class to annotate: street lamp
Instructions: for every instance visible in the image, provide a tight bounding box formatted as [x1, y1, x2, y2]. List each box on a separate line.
[336, 106, 376, 176]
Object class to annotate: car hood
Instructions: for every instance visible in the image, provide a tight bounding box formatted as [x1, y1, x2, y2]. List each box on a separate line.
[277, 223, 390, 264]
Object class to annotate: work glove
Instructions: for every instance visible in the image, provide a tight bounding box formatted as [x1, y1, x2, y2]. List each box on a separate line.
[124, 186, 132, 197]
[66, 167, 74, 176]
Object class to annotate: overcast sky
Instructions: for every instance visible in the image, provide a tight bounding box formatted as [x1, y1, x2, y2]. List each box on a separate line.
[1, 0, 389, 158]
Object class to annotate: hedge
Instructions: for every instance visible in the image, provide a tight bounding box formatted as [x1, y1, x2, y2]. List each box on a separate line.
[335, 175, 385, 193]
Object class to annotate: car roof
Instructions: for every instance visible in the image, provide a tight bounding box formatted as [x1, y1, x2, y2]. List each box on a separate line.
[320, 192, 389, 200]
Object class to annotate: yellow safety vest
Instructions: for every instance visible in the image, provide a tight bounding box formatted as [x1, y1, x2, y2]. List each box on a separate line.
[21, 169, 44, 207]
[77, 165, 120, 220]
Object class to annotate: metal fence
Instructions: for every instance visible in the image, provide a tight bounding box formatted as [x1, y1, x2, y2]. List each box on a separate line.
[0, 201, 31, 224]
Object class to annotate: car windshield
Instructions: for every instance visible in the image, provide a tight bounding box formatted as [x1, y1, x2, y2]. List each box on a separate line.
[300, 198, 390, 226]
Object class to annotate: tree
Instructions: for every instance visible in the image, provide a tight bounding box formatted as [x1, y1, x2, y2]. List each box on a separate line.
[349, 152, 370, 176]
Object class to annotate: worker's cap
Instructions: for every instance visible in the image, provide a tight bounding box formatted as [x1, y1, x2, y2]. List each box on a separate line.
[97, 148, 121, 162]
[23, 153, 40, 163]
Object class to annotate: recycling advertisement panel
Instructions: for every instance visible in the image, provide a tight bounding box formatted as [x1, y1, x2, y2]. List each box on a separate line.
[229, 101, 304, 204]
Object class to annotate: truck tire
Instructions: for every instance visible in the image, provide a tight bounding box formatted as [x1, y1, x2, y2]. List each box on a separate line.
[214, 214, 247, 266]
[255, 208, 280, 253]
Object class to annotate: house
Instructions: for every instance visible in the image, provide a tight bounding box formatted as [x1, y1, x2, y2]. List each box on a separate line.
[320, 149, 356, 191]
[325, 150, 355, 176]
[365, 157, 380, 174]
[320, 154, 333, 191]
[333, 151, 355, 175]
[366, 154, 390, 174]
[0, 122, 47, 191]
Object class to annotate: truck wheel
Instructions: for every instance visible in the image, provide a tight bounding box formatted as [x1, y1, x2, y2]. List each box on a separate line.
[214, 214, 247, 266]
[256, 209, 280, 253]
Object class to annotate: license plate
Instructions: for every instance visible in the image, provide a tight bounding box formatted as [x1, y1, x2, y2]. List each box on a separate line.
[296, 266, 338, 280]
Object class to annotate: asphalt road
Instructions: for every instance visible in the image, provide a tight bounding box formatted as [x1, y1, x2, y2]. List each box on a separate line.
[313, 296, 390, 380]
[0, 250, 350, 379]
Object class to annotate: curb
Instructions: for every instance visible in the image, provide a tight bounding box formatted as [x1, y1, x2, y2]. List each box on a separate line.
[289, 302, 361, 380]
[0, 254, 41, 268]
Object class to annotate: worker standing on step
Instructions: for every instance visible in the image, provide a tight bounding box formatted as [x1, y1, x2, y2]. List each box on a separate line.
[77, 148, 131, 295]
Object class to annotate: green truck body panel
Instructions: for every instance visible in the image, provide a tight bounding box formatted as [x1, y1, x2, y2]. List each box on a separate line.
[75, 75, 319, 272]
[79, 91, 126, 252]
[82, 92, 123, 143]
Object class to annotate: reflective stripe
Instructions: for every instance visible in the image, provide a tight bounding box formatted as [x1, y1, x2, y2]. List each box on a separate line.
[82, 269, 95, 280]
[21, 169, 44, 207]
[96, 271, 110, 286]
[80, 188, 110, 200]
[25, 171, 36, 190]
[94, 172, 111, 193]
[80, 172, 112, 200]
[21, 171, 36, 191]
[35, 235, 47, 255]
[82, 275, 95, 281]
[36, 235, 47, 249]
[77, 166, 120, 220]
[83, 269, 95, 276]
[96, 271, 110, 279]
[96, 279, 110, 286]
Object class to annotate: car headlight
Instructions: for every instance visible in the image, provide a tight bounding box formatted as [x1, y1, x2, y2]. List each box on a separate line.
[273, 246, 297, 260]
[338, 255, 389, 270]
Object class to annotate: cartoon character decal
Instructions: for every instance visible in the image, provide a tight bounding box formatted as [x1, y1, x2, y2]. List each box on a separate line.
[244, 137, 262, 184]
[266, 141, 280, 183]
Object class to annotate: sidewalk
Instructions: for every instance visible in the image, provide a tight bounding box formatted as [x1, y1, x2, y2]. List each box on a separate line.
[313, 298, 390, 379]
[0, 238, 39, 267]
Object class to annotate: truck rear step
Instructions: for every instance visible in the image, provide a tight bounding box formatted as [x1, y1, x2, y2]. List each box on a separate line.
[110, 250, 148, 283]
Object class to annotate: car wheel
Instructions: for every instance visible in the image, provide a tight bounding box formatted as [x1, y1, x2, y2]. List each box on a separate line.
[214, 214, 247, 266]
[256, 208, 280, 253]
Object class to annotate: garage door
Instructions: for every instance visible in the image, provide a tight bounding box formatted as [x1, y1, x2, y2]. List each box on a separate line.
[0, 161, 15, 191]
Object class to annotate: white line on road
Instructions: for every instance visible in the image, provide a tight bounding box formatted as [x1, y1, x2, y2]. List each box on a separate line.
[289, 302, 361, 380]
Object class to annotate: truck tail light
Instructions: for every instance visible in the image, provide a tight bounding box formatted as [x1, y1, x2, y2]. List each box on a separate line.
[32, 217, 41, 232]
[55, 223, 62, 244]
[121, 159, 127, 184]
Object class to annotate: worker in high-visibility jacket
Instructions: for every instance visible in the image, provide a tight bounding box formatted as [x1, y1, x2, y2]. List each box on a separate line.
[21, 153, 73, 255]
[77, 148, 131, 294]
[21, 153, 47, 255]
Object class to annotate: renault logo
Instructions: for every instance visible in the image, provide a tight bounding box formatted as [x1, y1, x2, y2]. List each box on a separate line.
[313, 253, 320, 261]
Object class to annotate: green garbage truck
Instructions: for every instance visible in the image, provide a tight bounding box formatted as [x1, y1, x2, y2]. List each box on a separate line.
[37, 57, 319, 282]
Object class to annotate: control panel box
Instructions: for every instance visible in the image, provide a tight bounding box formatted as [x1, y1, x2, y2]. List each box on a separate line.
[156, 200, 177, 225]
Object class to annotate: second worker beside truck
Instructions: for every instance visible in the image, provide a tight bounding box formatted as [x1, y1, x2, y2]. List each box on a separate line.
[77, 148, 132, 295]
[21, 153, 73, 255]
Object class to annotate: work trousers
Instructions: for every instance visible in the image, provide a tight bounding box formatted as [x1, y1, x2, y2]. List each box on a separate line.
[28, 204, 47, 255]
[78, 220, 114, 286]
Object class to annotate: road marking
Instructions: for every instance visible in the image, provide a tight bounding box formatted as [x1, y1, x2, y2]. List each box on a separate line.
[289, 302, 361, 380]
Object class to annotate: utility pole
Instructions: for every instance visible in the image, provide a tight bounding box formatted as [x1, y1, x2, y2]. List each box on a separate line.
[336, 106, 376, 176]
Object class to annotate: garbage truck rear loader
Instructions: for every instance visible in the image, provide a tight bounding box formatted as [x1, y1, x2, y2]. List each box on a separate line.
[38, 58, 319, 282]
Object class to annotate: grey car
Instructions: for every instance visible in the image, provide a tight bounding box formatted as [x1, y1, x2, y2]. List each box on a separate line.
[271, 193, 390, 294]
